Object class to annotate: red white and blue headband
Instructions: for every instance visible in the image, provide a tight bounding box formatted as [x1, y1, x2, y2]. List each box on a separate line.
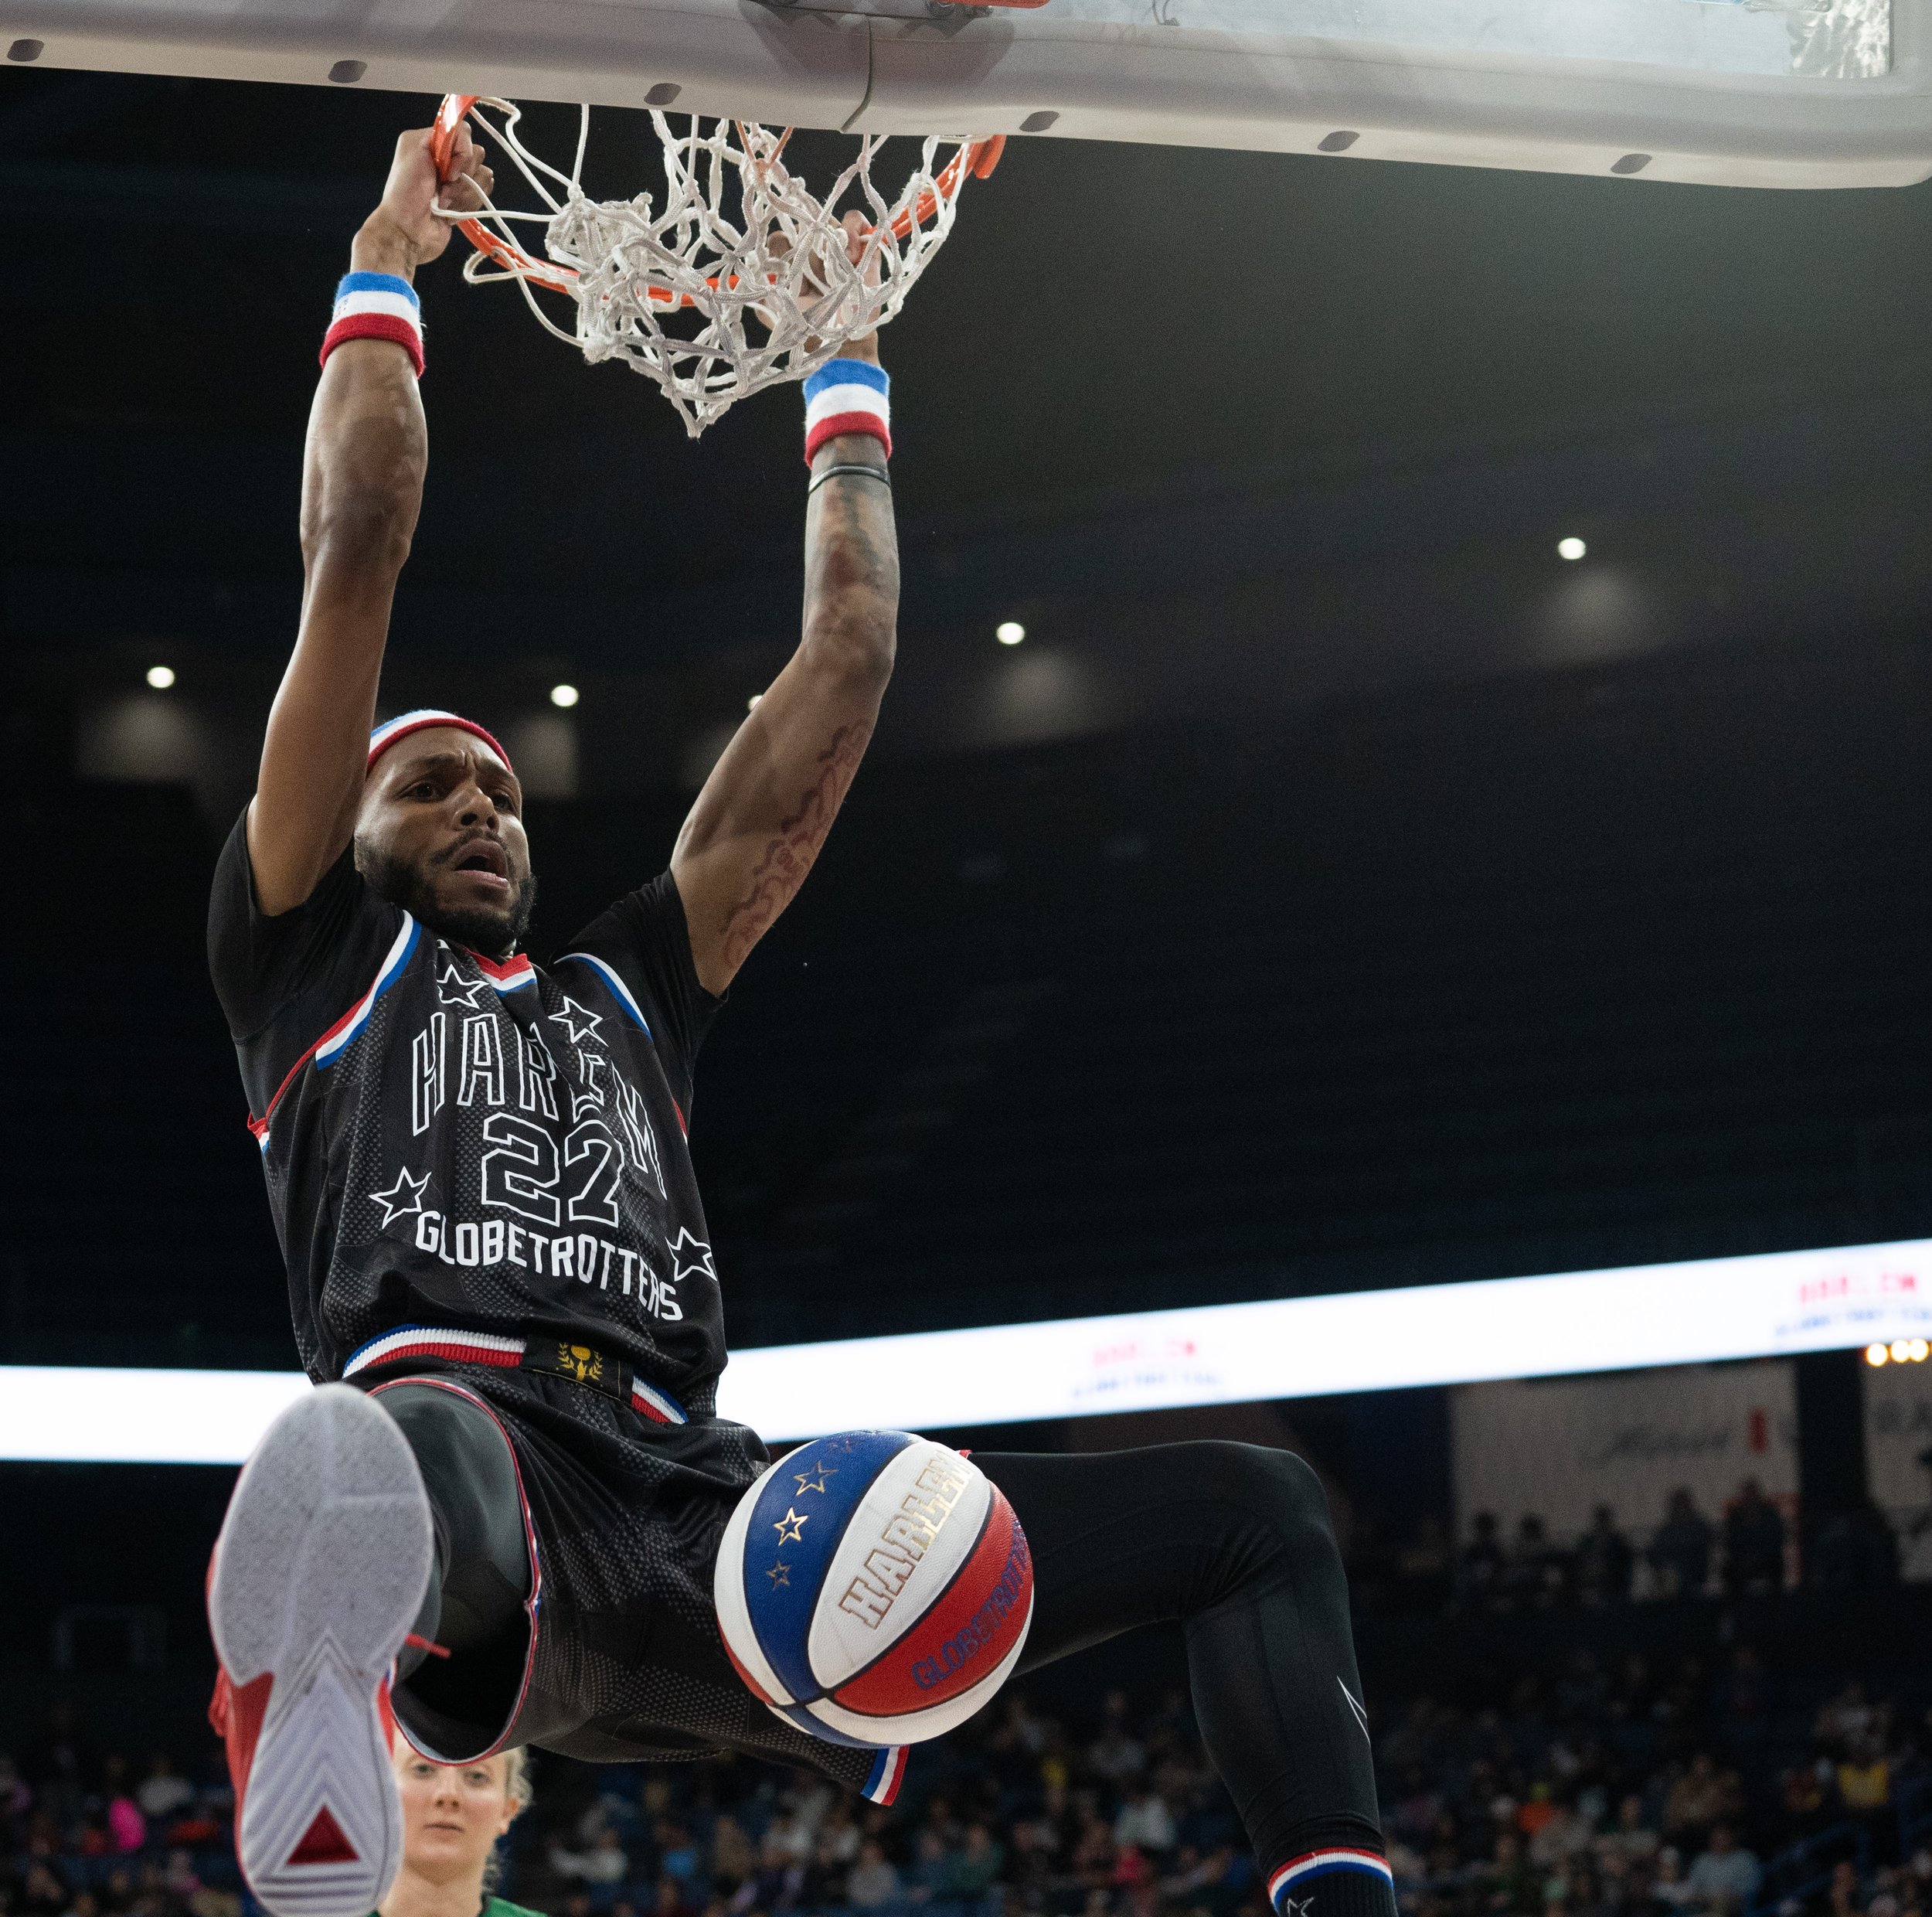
[367, 709, 514, 776]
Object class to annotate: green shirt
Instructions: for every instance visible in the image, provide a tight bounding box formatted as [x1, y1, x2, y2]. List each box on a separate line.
[374, 1899, 545, 1917]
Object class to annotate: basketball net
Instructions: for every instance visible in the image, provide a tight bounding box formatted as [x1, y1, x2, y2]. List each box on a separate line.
[430, 96, 1003, 438]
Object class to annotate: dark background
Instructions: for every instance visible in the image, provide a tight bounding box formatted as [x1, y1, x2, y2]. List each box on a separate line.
[2, 66, 1931, 1735]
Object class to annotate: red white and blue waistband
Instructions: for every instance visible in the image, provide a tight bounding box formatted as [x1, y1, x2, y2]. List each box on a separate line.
[342, 1325, 689, 1426]
[804, 358, 890, 463]
[863, 1745, 909, 1806]
[626, 1376, 687, 1425]
[1268, 1850, 1393, 1908]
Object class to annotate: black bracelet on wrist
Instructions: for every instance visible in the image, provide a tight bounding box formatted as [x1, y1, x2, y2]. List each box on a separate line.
[808, 461, 892, 496]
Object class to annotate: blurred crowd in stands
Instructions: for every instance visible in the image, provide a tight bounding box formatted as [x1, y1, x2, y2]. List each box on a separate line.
[9, 1618, 1932, 1917]
[0, 1724, 242, 1917]
[5, 1481, 1928, 1917]
[1372, 1655, 1932, 1917]
[473, 1645, 1932, 1917]
[1351, 1483, 1904, 1616]
[487, 1631, 1932, 1917]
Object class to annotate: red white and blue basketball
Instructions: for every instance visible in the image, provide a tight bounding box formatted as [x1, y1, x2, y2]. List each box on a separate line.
[713, 1431, 1033, 1747]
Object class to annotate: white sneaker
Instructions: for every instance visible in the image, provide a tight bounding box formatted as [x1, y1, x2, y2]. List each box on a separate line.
[207, 1384, 433, 1917]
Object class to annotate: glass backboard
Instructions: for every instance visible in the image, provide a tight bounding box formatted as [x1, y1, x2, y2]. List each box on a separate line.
[3, 0, 1927, 186]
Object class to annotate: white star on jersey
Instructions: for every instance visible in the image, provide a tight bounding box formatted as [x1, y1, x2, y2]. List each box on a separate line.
[369, 1165, 432, 1226]
[668, 1227, 717, 1287]
[549, 995, 607, 1048]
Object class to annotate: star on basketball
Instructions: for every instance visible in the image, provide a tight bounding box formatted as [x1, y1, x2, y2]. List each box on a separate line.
[772, 1507, 809, 1544]
[766, 1561, 791, 1588]
[548, 996, 606, 1048]
[793, 1463, 839, 1495]
[369, 1166, 430, 1227]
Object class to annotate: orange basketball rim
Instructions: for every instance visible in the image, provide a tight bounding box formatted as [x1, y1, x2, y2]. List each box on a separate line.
[428, 93, 1005, 307]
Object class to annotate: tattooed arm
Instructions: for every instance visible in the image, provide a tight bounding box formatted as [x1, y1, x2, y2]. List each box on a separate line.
[670, 349, 898, 995]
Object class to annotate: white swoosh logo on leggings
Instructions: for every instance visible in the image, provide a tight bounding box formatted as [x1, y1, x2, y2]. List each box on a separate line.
[1338, 1677, 1370, 1740]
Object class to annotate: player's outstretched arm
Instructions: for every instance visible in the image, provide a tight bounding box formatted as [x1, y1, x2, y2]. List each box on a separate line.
[672, 284, 899, 995]
[247, 124, 492, 916]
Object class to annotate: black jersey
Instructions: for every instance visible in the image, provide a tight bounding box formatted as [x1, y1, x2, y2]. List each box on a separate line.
[207, 815, 731, 1422]
[204, 816, 906, 1796]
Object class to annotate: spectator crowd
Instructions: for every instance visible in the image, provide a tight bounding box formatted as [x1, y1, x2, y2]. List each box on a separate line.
[1353, 1483, 1904, 1616]
[5, 1546, 1929, 1917]
[1375, 1656, 1931, 1917]
[0, 1718, 240, 1917]
[507, 1645, 1932, 1917]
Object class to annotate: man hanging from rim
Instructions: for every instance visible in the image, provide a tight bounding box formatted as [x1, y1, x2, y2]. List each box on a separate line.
[205, 114, 1397, 1917]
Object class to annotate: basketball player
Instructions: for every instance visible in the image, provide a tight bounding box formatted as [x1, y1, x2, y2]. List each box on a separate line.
[206, 115, 1397, 1917]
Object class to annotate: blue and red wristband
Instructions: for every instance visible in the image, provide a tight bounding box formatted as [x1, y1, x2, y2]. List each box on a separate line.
[803, 358, 890, 464]
[320, 271, 425, 377]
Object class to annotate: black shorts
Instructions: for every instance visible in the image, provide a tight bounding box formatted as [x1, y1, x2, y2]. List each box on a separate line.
[364, 1365, 1385, 1868]
[365, 1364, 898, 1801]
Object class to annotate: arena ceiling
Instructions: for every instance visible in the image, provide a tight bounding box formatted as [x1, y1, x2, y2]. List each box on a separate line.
[5, 67, 1932, 792]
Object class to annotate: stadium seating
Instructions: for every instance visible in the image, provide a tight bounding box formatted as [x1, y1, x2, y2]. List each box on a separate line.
[9, 1585, 1932, 1917]
[5, 635, 1931, 1364]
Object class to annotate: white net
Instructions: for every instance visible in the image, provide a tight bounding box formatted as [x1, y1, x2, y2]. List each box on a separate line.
[438, 100, 999, 438]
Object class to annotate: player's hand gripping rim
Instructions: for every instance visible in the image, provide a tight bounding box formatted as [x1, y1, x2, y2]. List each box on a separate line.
[353, 123, 495, 280]
[765, 208, 883, 367]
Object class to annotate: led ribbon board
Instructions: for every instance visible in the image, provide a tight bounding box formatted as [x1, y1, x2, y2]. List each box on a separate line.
[2, 1236, 1927, 1465]
[1022, 0, 1890, 79]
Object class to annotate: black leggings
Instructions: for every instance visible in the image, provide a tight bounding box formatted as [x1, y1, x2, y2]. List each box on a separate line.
[384, 1384, 535, 1741]
[387, 1391, 1380, 1869]
[983, 1445, 1383, 1868]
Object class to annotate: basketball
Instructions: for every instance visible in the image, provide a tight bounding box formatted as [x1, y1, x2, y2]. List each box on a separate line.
[712, 1432, 1034, 1748]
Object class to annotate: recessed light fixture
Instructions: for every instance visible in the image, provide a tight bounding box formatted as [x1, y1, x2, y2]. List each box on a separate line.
[996, 621, 1026, 646]
[549, 683, 580, 709]
[1557, 536, 1587, 562]
[748, 693, 763, 711]
[146, 665, 176, 690]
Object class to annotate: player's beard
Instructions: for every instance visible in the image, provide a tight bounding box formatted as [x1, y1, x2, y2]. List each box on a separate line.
[356, 839, 539, 958]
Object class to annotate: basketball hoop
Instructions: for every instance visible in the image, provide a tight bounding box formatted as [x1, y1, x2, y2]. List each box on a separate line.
[429, 95, 1003, 438]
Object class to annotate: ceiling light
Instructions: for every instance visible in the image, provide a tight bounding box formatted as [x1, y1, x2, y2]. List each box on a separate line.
[996, 621, 1026, 646]
[549, 683, 580, 709]
[1913, 1340, 1930, 1363]
[1893, 1340, 1912, 1363]
[1867, 1343, 1889, 1366]
[1557, 536, 1587, 562]
[748, 694, 762, 711]
[146, 665, 176, 690]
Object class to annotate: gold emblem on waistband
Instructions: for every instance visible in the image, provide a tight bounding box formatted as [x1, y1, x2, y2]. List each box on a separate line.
[559, 1342, 603, 1384]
